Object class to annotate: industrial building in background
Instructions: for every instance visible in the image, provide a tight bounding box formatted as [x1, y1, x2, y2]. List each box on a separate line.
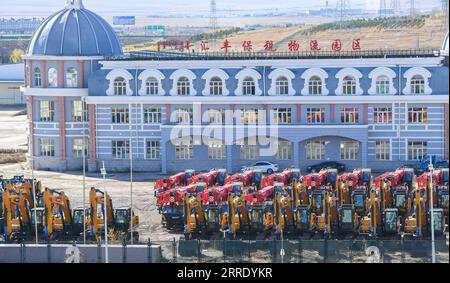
[0, 63, 25, 104]
[21, 0, 449, 174]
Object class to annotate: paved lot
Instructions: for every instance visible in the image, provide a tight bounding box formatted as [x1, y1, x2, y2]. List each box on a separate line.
[0, 106, 27, 150]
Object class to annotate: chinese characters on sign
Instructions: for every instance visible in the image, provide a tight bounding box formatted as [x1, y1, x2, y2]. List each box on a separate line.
[157, 39, 362, 52]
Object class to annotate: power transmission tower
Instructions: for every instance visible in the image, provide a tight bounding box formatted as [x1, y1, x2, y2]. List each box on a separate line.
[390, 0, 401, 15]
[210, 0, 218, 49]
[379, 0, 387, 18]
[335, 0, 351, 29]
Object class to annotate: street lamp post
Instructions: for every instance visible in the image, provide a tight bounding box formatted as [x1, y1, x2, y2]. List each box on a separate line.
[100, 162, 109, 263]
[428, 160, 436, 263]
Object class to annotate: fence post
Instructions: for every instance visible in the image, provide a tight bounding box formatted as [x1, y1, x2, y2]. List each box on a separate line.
[20, 243, 25, 263]
[324, 239, 328, 263]
[147, 238, 152, 263]
[222, 238, 226, 263]
[299, 240, 302, 263]
[172, 237, 176, 263]
[97, 241, 101, 263]
[349, 240, 353, 263]
[47, 242, 51, 263]
[197, 239, 201, 263]
[272, 238, 276, 263]
[122, 238, 127, 263]
[401, 237, 405, 263]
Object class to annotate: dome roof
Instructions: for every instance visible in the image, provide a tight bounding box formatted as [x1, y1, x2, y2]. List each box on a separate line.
[28, 0, 122, 57]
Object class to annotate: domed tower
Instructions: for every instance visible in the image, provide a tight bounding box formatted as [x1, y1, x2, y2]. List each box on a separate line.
[22, 0, 123, 171]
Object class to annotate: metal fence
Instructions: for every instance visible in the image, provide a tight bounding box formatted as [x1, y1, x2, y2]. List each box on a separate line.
[1, 239, 448, 263]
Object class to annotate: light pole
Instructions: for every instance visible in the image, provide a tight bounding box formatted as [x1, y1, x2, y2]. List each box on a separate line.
[81, 97, 86, 245]
[428, 159, 436, 263]
[100, 161, 109, 263]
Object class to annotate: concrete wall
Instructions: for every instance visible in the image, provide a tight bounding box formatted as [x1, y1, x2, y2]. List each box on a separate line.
[0, 82, 24, 104]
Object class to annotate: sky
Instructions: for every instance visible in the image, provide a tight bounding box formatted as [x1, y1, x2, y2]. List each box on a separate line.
[0, 0, 443, 17]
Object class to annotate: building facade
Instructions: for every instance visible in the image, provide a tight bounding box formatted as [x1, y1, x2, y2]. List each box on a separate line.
[22, 1, 450, 174]
[0, 63, 25, 105]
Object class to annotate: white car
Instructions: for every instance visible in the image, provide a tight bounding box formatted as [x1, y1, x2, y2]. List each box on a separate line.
[242, 161, 279, 174]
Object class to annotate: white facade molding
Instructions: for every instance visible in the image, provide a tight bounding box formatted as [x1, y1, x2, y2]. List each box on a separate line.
[368, 67, 397, 95]
[22, 55, 103, 61]
[169, 69, 197, 96]
[335, 68, 364, 96]
[201, 68, 230, 96]
[234, 68, 262, 96]
[402, 67, 432, 95]
[301, 68, 329, 95]
[105, 68, 134, 96]
[267, 68, 296, 96]
[137, 69, 166, 96]
[84, 94, 449, 105]
[21, 87, 88, 97]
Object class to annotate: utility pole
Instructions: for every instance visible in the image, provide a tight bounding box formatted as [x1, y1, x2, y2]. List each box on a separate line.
[442, 0, 449, 31]
[428, 160, 436, 264]
[335, 0, 351, 29]
[390, 0, 401, 15]
[101, 162, 109, 263]
[410, 0, 416, 18]
[81, 97, 86, 245]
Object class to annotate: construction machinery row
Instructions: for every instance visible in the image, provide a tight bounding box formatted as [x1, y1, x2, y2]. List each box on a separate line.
[0, 176, 138, 243]
[155, 167, 449, 240]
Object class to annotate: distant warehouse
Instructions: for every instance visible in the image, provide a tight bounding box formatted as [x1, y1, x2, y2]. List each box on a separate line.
[0, 63, 25, 105]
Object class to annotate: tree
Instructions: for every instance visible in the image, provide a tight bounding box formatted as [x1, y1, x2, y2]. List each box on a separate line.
[10, 49, 24, 63]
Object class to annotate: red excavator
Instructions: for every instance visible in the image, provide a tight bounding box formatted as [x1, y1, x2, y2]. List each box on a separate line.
[154, 169, 195, 197]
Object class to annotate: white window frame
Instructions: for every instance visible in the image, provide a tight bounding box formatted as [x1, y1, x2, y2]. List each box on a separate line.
[111, 107, 129, 124]
[66, 67, 78, 88]
[146, 140, 161, 160]
[72, 138, 88, 158]
[34, 67, 42, 87]
[307, 107, 326, 124]
[173, 108, 193, 124]
[276, 141, 292, 160]
[72, 100, 88, 122]
[272, 108, 292, 124]
[375, 140, 391, 161]
[368, 67, 397, 95]
[402, 67, 432, 95]
[138, 69, 165, 96]
[340, 107, 360, 124]
[408, 107, 427, 124]
[208, 141, 226, 160]
[301, 68, 329, 96]
[169, 69, 197, 96]
[408, 141, 428, 161]
[206, 108, 225, 124]
[47, 67, 58, 88]
[202, 68, 229, 96]
[144, 107, 162, 124]
[268, 68, 295, 96]
[174, 138, 194, 160]
[340, 141, 359, 161]
[235, 68, 262, 96]
[39, 138, 55, 157]
[112, 140, 130, 160]
[39, 100, 55, 122]
[335, 68, 363, 96]
[306, 140, 325, 160]
[240, 108, 259, 124]
[106, 69, 134, 96]
[239, 140, 259, 160]
[373, 107, 392, 124]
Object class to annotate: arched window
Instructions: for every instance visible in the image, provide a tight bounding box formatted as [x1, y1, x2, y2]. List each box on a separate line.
[275, 76, 289, 95]
[410, 75, 425, 94]
[209, 76, 223, 96]
[242, 77, 256, 96]
[66, 67, 78, 88]
[342, 76, 356, 95]
[146, 77, 159, 95]
[375, 75, 390, 95]
[177, 77, 190, 96]
[113, 77, 127, 95]
[34, 67, 42, 87]
[47, 68, 58, 88]
[308, 76, 323, 95]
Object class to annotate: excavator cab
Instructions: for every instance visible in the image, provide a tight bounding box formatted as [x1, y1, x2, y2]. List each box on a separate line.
[185, 170, 195, 183]
[362, 169, 372, 187]
[352, 189, 366, 215]
[327, 169, 338, 188]
[30, 207, 45, 236]
[393, 189, 408, 215]
[431, 208, 446, 235]
[439, 189, 449, 214]
[296, 205, 311, 232]
[115, 207, 139, 241]
[383, 208, 399, 235]
[311, 190, 324, 215]
[231, 182, 243, 196]
[72, 208, 89, 237]
[216, 169, 227, 186]
[339, 204, 355, 233]
[252, 169, 263, 189]
[290, 169, 301, 183]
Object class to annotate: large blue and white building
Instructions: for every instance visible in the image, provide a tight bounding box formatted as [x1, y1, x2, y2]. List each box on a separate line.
[22, 0, 449, 174]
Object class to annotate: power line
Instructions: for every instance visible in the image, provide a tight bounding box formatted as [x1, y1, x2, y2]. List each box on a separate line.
[379, 0, 387, 18]
[335, 0, 351, 29]
[410, 0, 416, 18]
[442, 0, 449, 31]
[210, 0, 218, 49]
[390, 0, 401, 15]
